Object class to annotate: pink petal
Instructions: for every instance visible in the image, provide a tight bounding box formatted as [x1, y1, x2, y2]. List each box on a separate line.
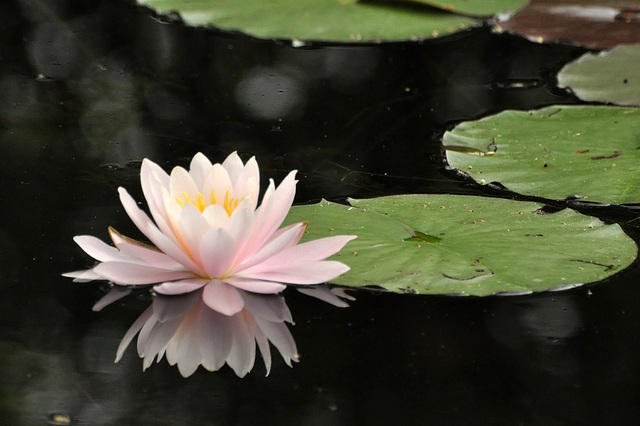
[235, 222, 306, 272]
[276, 235, 356, 263]
[166, 306, 203, 377]
[236, 260, 350, 285]
[242, 171, 297, 258]
[94, 262, 195, 285]
[152, 290, 202, 322]
[140, 318, 181, 370]
[252, 317, 297, 367]
[176, 203, 210, 266]
[116, 305, 154, 362]
[200, 228, 236, 278]
[153, 278, 209, 296]
[223, 277, 285, 294]
[202, 280, 245, 316]
[73, 235, 120, 262]
[109, 228, 184, 270]
[92, 287, 132, 311]
[118, 187, 204, 274]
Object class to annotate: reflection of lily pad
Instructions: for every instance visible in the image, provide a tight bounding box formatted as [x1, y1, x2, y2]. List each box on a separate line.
[444, 105, 640, 205]
[558, 45, 640, 107]
[283, 196, 636, 295]
[494, 0, 640, 49]
[137, 0, 476, 42]
[395, 0, 529, 17]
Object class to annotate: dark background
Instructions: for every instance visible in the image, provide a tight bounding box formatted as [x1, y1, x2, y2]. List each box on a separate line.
[1, 0, 639, 424]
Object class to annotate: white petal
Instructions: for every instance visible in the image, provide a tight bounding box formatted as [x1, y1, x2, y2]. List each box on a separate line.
[253, 318, 297, 367]
[62, 269, 102, 282]
[202, 164, 233, 208]
[202, 280, 244, 316]
[94, 262, 195, 285]
[221, 151, 245, 185]
[202, 204, 229, 228]
[276, 235, 356, 263]
[169, 166, 199, 200]
[241, 292, 292, 323]
[200, 228, 237, 278]
[176, 203, 210, 266]
[189, 152, 213, 188]
[170, 307, 203, 377]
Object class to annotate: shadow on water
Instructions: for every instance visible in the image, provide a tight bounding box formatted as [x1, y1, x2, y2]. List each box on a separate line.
[1, 0, 639, 425]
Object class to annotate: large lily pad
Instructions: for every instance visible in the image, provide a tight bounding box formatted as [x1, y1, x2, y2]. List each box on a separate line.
[137, 0, 476, 42]
[444, 105, 640, 205]
[558, 45, 640, 107]
[283, 196, 636, 295]
[396, 0, 529, 17]
[494, 0, 640, 49]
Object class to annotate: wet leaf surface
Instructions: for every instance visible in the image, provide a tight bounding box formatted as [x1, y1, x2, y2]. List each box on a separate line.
[283, 196, 637, 295]
[444, 105, 640, 205]
[393, 0, 530, 17]
[558, 45, 640, 106]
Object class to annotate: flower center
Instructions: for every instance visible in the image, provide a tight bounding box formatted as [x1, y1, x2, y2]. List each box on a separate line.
[175, 190, 243, 216]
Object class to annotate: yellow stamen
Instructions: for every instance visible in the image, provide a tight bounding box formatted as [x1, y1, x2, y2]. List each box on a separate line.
[175, 188, 246, 216]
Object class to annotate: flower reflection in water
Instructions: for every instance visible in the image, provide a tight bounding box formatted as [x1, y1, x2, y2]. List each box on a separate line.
[92, 285, 352, 377]
[64, 152, 356, 376]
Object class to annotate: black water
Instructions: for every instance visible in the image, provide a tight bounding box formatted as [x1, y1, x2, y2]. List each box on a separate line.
[2, 0, 640, 424]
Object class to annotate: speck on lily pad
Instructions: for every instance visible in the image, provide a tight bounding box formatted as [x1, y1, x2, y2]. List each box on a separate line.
[444, 105, 640, 205]
[283, 196, 636, 296]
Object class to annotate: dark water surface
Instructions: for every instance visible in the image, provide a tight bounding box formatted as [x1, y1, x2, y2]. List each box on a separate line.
[2, 0, 640, 424]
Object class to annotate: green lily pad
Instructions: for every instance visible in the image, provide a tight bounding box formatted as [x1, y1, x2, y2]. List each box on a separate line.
[283, 196, 636, 295]
[558, 45, 640, 107]
[137, 0, 476, 42]
[444, 105, 640, 205]
[395, 0, 529, 17]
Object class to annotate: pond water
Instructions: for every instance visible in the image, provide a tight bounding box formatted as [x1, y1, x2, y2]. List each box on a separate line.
[2, 0, 640, 424]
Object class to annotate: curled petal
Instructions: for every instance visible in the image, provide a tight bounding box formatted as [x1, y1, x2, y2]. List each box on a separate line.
[237, 259, 350, 285]
[223, 277, 285, 294]
[73, 235, 120, 262]
[189, 152, 213, 188]
[169, 166, 199, 201]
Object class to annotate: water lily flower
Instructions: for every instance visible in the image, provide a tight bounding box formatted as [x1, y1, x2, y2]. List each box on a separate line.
[100, 285, 354, 377]
[65, 152, 356, 317]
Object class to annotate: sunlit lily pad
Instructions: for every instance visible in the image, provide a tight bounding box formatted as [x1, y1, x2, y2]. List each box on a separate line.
[395, 0, 529, 17]
[283, 196, 636, 295]
[444, 105, 640, 205]
[494, 0, 640, 49]
[558, 45, 640, 107]
[137, 0, 476, 42]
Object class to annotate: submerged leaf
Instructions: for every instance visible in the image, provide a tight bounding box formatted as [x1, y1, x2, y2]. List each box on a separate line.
[494, 0, 640, 49]
[283, 197, 636, 295]
[444, 105, 640, 205]
[137, 0, 476, 42]
[393, 0, 529, 17]
[558, 45, 640, 106]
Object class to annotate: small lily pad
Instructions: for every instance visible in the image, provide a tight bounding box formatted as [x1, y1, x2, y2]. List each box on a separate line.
[558, 45, 640, 107]
[283, 196, 636, 295]
[444, 105, 640, 205]
[137, 0, 476, 42]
